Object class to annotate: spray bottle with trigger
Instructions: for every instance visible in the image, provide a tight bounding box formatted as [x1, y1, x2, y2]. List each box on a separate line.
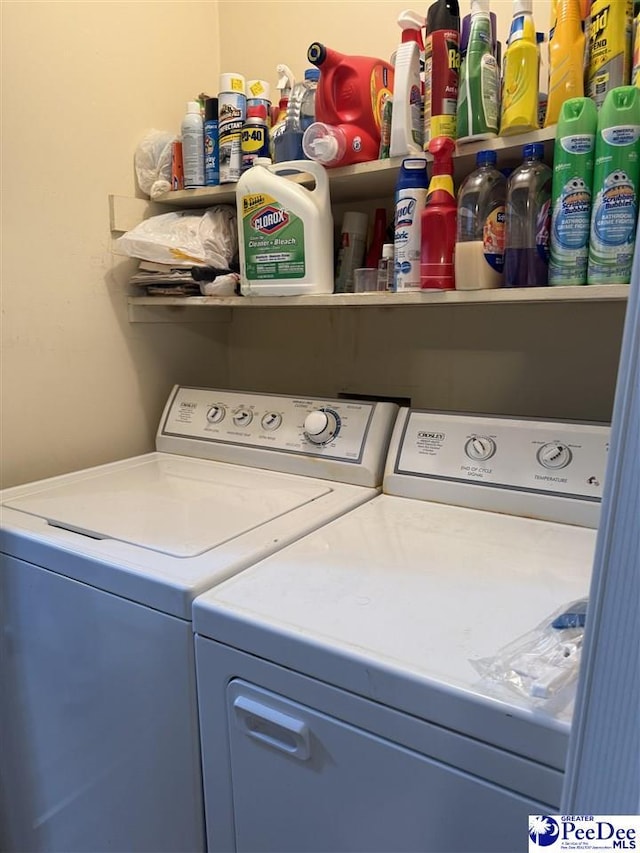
[421, 136, 457, 289]
[390, 10, 425, 157]
[270, 64, 294, 160]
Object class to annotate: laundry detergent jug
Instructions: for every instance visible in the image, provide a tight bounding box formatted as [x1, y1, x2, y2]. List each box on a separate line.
[302, 42, 394, 168]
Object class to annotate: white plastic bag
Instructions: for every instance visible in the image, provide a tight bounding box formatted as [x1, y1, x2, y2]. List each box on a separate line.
[114, 206, 238, 268]
[134, 129, 175, 199]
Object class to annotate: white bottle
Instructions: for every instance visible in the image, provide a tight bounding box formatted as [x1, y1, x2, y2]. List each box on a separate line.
[394, 155, 429, 290]
[377, 243, 395, 291]
[236, 159, 334, 296]
[181, 101, 205, 188]
[390, 11, 425, 158]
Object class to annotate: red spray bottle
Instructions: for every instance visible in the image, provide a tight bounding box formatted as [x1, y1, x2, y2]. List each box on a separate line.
[420, 136, 457, 289]
[302, 42, 394, 168]
[423, 0, 460, 145]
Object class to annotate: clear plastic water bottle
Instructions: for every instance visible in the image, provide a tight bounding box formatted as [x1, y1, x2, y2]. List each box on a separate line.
[274, 69, 319, 163]
[503, 142, 553, 287]
[455, 149, 506, 290]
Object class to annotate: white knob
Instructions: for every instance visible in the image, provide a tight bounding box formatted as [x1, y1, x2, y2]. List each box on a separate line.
[304, 409, 339, 445]
[464, 436, 496, 462]
[207, 405, 226, 424]
[537, 442, 572, 470]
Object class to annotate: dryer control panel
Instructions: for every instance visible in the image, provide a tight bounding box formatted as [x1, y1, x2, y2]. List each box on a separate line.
[385, 410, 610, 527]
[156, 387, 399, 488]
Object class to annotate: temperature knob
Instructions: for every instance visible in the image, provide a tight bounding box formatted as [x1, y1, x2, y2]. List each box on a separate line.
[537, 442, 573, 470]
[464, 436, 496, 462]
[303, 409, 340, 445]
[261, 412, 282, 432]
[206, 405, 226, 424]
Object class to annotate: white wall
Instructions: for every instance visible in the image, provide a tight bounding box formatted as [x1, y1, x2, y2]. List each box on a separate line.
[1, 1, 227, 488]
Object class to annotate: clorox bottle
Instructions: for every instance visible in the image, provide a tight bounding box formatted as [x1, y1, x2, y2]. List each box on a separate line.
[236, 158, 334, 296]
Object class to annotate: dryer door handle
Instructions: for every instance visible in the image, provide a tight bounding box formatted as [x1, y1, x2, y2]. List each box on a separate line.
[232, 695, 311, 761]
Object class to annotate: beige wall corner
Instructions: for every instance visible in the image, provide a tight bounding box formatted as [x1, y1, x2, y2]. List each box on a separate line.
[1, 1, 226, 488]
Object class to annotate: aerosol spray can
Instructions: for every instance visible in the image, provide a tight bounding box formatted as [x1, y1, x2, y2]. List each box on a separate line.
[394, 155, 429, 290]
[218, 73, 246, 184]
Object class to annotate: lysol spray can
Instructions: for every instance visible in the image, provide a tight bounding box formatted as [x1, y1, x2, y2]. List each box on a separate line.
[588, 86, 640, 285]
[394, 156, 429, 290]
[246, 79, 272, 125]
[204, 98, 219, 186]
[241, 105, 270, 171]
[549, 97, 597, 286]
[218, 73, 246, 184]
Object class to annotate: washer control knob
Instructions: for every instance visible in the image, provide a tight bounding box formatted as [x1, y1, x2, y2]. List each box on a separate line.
[233, 408, 253, 427]
[464, 436, 496, 462]
[304, 409, 340, 445]
[206, 405, 226, 424]
[537, 442, 573, 470]
[261, 412, 282, 432]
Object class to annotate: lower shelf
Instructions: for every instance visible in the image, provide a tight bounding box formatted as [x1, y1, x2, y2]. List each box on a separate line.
[127, 285, 629, 321]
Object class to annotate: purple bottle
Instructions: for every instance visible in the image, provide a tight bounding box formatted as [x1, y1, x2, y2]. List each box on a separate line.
[503, 143, 553, 287]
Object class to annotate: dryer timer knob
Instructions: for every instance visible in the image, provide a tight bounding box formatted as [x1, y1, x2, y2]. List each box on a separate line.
[304, 409, 340, 445]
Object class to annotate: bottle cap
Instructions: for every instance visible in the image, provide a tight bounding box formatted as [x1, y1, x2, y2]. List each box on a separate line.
[247, 105, 268, 120]
[304, 68, 320, 81]
[476, 150, 497, 167]
[513, 0, 533, 13]
[204, 98, 218, 121]
[523, 142, 544, 159]
[247, 79, 271, 100]
[219, 73, 246, 94]
[187, 100, 201, 114]
[254, 157, 272, 167]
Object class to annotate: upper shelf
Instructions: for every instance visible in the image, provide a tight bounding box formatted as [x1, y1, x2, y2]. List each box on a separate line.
[153, 127, 557, 208]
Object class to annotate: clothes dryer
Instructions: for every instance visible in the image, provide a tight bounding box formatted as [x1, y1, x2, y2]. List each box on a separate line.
[0, 386, 397, 853]
[193, 409, 609, 853]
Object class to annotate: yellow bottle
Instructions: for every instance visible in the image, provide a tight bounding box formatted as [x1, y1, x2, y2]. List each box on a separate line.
[545, 0, 585, 126]
[500, 0, 540, 136]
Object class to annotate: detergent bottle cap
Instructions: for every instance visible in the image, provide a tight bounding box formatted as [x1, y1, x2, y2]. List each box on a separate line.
[254, 157, 272, 167]
[471, 0, 490, 13]
[304, 68, 320, 82]
[302, 122, 345, 164]
[428, 136, 455, 175]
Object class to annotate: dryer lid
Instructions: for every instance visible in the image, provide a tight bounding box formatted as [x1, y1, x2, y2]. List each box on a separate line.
[3, 456, 331, 557]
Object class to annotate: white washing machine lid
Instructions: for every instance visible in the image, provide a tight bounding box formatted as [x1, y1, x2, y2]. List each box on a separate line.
[3, 455, 331, 557]
[193, 493, 597, 765]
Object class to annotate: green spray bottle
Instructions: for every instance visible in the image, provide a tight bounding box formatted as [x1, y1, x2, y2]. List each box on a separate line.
[588, 86, 640, 285]
[548, 97, 597, 286]
[456, 0, 499, 144]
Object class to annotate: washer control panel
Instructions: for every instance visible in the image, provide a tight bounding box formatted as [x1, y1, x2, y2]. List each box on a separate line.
[395, 411, 609, 500]
[161, 387, 377, 462]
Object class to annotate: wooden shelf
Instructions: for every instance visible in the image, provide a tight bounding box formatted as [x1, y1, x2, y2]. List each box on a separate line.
[153, 127, 557, 208]
[128, 284, 628, 321]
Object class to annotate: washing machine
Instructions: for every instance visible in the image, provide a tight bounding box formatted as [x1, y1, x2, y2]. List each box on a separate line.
[193, 408, 609, 853]
[0, 386, 397, 853]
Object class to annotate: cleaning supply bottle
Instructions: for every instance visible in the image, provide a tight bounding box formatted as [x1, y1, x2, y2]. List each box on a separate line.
[587, 0, 633, 109]
[236, 159, 334, 296]
[455, 149, 507, 289]
[204, 97, 219, 187]
[456, 0, 500, 144]
[365, 208, 388, 268]
[218, 73, 246, 184]
[500, 0, 540, 136]
[270, 65, 294, 159]
[181, 101, 205, 188]
[548, 97, 597, 285]
[503, 143, 553, 286]
[246, 80, 272, 125]
[420, 136, 457, 289]
[241, 105, 270, 171]
[588, 86, 640, 285]
[394, 155, 429, 290]
[274, 69, 319, 163]
[423, 0, 460, 146]
[302, 43, 394, 168]
[390, 10, 425, 157]
[544, 0, 585, 127]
